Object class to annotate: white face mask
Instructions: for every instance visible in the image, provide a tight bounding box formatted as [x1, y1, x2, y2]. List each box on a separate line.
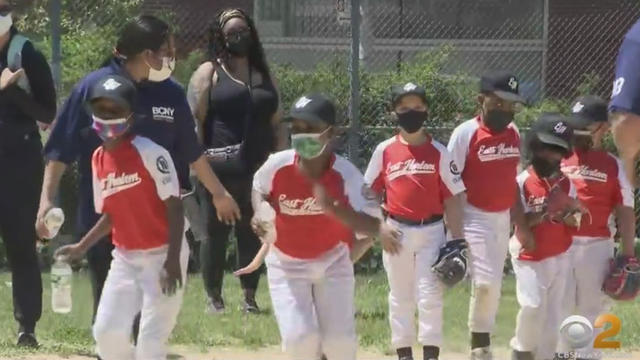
[0, 13, 12, 36]
[147, 56, 175, 82]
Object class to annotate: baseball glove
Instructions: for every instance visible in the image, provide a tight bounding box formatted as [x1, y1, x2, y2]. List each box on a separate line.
[432, 239, 468, 287]
[602, 255, 640, 301]
[545, 184, 589, 225]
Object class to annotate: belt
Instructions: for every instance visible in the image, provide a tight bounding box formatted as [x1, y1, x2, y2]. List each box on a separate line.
[383, 211, 443, 226]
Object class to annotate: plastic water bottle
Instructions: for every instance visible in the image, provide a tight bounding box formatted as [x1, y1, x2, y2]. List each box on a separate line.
[51, 258, 72, 314]
[257, 202, 276, 244]
[44, 207, 65, 239]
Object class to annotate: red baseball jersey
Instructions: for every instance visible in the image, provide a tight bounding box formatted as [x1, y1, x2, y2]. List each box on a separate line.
[561, 150, 634, 238]
[448, 116, 521, 212]
[515, 168, 576, 261]
[92, 135, 179, 250]
[364, 135, 465, 220]
[253, 150, 379, 259]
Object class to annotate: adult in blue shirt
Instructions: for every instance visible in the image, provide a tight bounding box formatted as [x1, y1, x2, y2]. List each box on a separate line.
[35, 15, 240, 320]
[610, 18, 640, 188]
[1, 0, 56, 347]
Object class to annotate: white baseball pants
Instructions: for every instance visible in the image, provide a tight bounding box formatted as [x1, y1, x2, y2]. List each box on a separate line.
[266, 243, 356, 360]
[93, 239, 189, 360]
[557, 237, 614, 357]
[383, 218, 446, 349]
[509, 243, 569, 360]
[464, 204, 511, 333]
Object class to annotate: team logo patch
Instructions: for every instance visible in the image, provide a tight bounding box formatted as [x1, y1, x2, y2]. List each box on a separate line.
[103, 78, 121, 91]
[612, 77, 625, 97]
[101, 172, 141, 198]
[572, 102, 584, 113]
[156, 156, 170, 174]
[403, 82, 418, 91]
[386, 159, 436, 181]
[152, 106, 175, 122]
[508, 77, 518, 90]
[278, 194, 323, 216]
[295, 96, 312, 109]
[477, 143, 520, 162]
[449, 160, 460, 175]
[554, 122, 568, 134]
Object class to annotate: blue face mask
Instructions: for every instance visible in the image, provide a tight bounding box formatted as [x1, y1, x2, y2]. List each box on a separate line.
[91, 114, 130, 141]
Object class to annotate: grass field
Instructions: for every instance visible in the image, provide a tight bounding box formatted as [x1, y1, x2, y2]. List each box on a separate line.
[0, 271, 638, 358]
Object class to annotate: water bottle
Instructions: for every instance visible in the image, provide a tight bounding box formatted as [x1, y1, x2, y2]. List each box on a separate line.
[257, 202, 276, 244]
[44, 207, 65, 239]
[51, 258, 72, 314]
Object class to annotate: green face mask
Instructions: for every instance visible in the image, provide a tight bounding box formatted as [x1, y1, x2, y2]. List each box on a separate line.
[291, 128, 330, 159]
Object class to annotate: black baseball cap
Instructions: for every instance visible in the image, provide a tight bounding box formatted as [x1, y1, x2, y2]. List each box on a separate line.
[567, 95, 608, 131]
[88, 74, 137, 111]
[530, 113, 573, 151]
[390, 82, 428, 107]
[480, 70, 525, 103]
[284, 93, 336, 126]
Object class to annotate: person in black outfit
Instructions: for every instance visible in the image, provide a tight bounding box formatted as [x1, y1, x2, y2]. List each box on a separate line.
[0, 1, 57, 347]
[188, 8, 286, 314]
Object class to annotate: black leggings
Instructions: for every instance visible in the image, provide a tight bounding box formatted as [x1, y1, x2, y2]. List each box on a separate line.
[200, 177, 262, 298]
[0, 139, 43, 333]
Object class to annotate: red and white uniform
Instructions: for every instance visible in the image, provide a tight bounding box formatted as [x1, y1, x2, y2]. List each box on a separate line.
[91, 136, 188, 360]
[557, 150, 634, 356]
[253, 149, 378, 360]
[447, 116, 520, 334]
[509, 169, 575, 360]
[364, 135, 465, 348]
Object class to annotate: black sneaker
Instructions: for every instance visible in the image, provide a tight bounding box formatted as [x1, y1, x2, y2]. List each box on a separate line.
[206, 295, 225, 314]
[17, 332, 38, 348]
[243, 297, 260, 314]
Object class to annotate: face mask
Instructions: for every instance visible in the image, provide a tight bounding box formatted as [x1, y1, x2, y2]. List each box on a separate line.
[531, 155, 560, 178]
[226, 32, 252, 57]
[483, 109, 514, 132]
[92, 115, 130, 141]
[396, 109, 427, 134]
[291, 128, 330, 160]
[147, 57, 175, 82]
[0, 13, 12, 36]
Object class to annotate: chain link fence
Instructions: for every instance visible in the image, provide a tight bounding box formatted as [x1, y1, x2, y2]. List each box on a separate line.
[13, 0, 640, 238]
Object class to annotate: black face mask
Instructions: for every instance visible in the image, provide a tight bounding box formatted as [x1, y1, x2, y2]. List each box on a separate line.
[226, 32, 252, 57]
[484, 109, 514, 132]
[397, 109, 427, 134]
[531, 155, 560, 178]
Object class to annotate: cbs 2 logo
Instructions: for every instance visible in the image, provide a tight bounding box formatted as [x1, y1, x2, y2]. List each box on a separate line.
[560, 314, 621, 349]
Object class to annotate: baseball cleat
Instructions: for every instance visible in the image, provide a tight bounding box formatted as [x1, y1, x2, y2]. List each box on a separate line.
[16, 332, 38, 348]
[206, 295, 225, 314]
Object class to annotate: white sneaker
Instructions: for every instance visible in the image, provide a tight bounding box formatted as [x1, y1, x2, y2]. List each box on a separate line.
[470, 346, 493, 360]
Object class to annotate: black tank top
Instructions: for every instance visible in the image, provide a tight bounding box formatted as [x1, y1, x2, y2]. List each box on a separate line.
[204, 62, 279, 174]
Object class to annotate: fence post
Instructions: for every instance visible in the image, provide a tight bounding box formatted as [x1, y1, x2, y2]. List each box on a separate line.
[349, 0, 361, 164]
[50, 0, 62, 94]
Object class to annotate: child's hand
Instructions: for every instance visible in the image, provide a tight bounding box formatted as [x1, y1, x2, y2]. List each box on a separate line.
[54, 244, 85, 262]
[160, 257, 183, 296]
[234, 261, 262, 276]
[379, 222, 402, 255]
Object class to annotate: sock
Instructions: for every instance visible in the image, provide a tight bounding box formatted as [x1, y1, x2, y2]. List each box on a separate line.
[423, 345, 439, 359]
[397, 346, 413, 359]
[471, 332, 490, 349]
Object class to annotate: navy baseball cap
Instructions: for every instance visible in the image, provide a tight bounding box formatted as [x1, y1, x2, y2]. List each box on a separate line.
[480, 70, 525, 103]
[567, 95, 608, 131]
[88, 74, 137, 111]
[531, 113, 573, 151]
[284, 93, 336, 126]
[390, 82, 428, 107]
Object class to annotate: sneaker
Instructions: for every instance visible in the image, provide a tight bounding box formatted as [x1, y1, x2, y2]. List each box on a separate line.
[16, 332, 38, 348]
[243, 297, 260, 314]
[206, 295, 225, 314]
[471, 346, 493, 360]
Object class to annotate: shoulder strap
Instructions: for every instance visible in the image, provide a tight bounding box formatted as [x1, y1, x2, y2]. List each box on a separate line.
[7, 34, 32, 94]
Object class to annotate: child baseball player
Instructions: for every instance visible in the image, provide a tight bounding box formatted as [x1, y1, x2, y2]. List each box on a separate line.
[447, 71, 532, 360]
[510, 113, 579, 360]
[363, 83, 466, 360]
[55, 74, 188, 360]
[558, 96, 636, 359]
[246, 93, 399, 360]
